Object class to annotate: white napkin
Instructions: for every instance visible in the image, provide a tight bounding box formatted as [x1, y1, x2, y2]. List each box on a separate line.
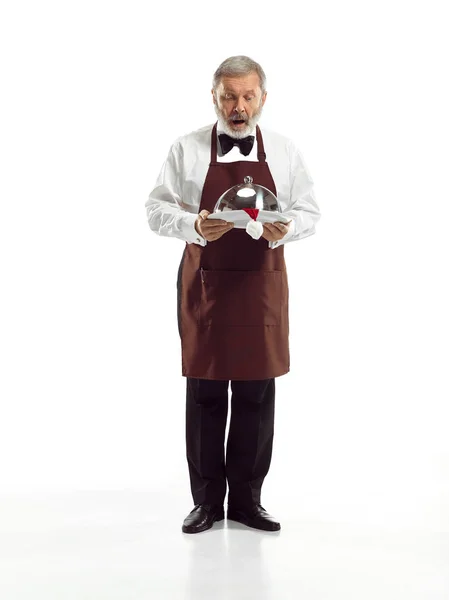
[245, 220, 264, 240]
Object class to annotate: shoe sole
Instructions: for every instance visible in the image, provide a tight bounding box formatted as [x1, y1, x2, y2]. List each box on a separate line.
[182, 511, 225, 534]
[227, 510, 281, 532]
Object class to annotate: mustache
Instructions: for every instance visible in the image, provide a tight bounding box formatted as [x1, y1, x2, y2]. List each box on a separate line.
[229, 114, 248, 122]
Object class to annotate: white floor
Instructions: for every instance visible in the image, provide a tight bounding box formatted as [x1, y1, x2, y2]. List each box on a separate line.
[0, 490, 448, 600]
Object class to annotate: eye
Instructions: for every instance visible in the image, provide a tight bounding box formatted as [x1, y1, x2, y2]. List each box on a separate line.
[245, 96, 254, 101]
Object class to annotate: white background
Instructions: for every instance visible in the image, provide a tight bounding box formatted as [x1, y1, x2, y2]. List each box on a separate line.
[1, 0, 448, 532]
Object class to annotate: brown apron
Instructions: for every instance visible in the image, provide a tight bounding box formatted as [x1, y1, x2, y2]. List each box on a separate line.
[177, 123, 289, 380]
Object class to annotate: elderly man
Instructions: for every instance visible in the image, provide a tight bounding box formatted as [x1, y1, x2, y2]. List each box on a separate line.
[145, 55, 320, 534]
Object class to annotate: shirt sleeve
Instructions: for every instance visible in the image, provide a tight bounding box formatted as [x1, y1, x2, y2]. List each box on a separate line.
[268, 141, 321, 249]
[145, 142, 207, 246]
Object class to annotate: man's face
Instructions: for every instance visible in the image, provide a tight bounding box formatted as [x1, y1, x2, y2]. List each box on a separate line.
[212, 72, 267, 138]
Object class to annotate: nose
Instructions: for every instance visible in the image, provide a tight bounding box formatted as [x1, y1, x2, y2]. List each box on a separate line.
[234, 97, 246, 114]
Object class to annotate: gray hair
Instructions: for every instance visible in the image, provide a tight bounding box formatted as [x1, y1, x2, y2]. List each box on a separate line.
[212, 55, 267, 94]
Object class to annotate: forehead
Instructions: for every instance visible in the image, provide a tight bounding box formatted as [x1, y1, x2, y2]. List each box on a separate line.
[218, 72, 262, 94]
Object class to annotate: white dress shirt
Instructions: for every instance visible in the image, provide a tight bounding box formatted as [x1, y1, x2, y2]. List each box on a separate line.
[145, 123, 321, 249]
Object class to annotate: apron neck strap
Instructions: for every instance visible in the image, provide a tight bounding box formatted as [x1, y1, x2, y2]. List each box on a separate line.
[211, 122, 267, 163]
[255, 125, 266, 162]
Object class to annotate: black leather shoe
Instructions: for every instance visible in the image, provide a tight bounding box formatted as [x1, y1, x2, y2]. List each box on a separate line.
[227, 503, 281, 531]
[182, 504, 225, 534]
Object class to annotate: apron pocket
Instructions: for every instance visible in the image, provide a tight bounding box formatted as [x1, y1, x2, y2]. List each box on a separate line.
[198, 269, 282, 327]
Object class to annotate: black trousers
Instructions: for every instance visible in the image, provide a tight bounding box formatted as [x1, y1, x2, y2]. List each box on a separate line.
[186, 377, 275, 509]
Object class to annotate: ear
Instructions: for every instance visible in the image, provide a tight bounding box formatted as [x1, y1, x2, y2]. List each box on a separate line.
[211, 88, 217, 105]
[261, 91, 267, 107]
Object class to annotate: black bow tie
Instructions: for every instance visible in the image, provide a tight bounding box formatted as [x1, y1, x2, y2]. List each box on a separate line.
[218, 133, 255, 156]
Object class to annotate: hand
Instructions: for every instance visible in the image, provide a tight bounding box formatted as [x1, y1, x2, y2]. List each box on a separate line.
[195, 210, 234, 241]
[261, 220, 292, 243]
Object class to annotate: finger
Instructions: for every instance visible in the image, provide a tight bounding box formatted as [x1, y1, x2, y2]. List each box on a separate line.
[265, 224, 283, 239]
[203, 222, 233, 232]
[209, 231, 230, 241]
[210, 224, 234, 239]
[204, 220, 231, 227]
[204, 226, 233, 238]
[261, 227, 275, 240]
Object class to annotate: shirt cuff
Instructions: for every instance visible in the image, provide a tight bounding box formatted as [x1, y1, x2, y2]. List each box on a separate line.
[181, 212, 207, 246]
[268, 219, 295, 249]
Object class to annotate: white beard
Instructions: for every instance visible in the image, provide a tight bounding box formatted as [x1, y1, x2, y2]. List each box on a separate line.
[214, 103, 264, 139]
